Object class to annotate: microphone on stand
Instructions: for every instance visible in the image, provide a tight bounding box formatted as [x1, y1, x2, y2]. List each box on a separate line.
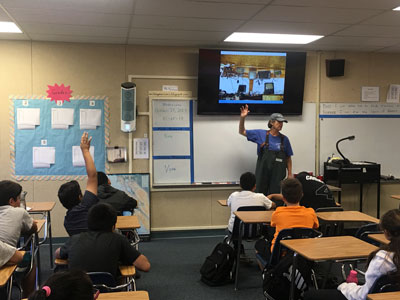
[336, 135, 355, 166]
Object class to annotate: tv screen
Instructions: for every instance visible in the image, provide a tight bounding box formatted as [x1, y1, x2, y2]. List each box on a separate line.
[197, 49, 306, 115]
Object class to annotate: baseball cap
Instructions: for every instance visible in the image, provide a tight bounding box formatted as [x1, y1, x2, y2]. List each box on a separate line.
[269, 113, 288, 123]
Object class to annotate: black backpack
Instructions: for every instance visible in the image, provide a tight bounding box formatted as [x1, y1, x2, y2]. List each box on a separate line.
[262, 252, 313, 300]
[200, 242, 235, 286]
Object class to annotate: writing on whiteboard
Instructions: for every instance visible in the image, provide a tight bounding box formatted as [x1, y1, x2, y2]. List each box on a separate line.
[164, 164, 177, 173]
[154, 102, 188, 113]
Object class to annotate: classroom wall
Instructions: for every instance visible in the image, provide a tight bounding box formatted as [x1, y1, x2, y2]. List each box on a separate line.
[1, 41, 400, 237]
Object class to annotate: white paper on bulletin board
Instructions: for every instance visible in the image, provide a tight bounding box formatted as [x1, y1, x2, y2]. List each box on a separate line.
[152, 100, 190, 127]
[153, 159, 191, 184]
[153, 131, 190, 156]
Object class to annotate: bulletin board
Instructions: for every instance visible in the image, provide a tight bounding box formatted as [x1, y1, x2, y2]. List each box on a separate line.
[10, 96, 109, 180]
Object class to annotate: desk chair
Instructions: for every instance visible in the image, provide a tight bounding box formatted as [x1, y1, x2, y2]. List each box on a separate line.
[369, 274, 400, 294]
[226, 206, 267, 254]
[87, 271, 136, 293]
[316, 207, 344, 236]
[355, 223, 382, 245]
[258, 228, 322, 269]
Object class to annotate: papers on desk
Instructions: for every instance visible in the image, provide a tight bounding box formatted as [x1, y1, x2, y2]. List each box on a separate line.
[51, 108, 74, 129]
[33, 147, 55, 168]
[72, 146, 94, 167]
[80, 109, 101, 129]
[17, 108, 40, 129]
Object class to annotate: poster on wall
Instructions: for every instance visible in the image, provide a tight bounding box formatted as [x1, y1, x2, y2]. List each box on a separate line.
[11, 96, 109, 180]
[108, 173, 151, 238]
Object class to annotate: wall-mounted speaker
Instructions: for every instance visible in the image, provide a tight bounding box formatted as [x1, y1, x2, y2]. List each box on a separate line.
[121, 82, 136, 132]
[326, 59, 345, 77]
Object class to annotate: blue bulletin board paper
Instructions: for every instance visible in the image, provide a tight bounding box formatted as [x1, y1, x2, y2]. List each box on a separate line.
[12, 97, 107, 179]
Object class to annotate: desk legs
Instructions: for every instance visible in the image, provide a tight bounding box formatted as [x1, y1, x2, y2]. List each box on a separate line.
[34, 233, 41, 286]
[48, 212, 53, 268]
[234, 221, 243, 291]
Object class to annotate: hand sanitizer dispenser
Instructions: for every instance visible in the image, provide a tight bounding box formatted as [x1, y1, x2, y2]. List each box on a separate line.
[121, 82, 136, 132]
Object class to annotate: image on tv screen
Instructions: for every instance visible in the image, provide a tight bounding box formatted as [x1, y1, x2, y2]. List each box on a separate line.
[219, 51, 286, 105]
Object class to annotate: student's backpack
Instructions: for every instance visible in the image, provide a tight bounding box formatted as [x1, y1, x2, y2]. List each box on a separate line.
[262, 252, 313, 300]
[200, 242, 235, 286]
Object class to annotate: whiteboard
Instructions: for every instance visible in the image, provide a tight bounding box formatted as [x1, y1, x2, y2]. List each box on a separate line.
[151, 98, 194, 185]
[193, 102, 316, 182]
[320, 117, 400, 177]
[152, 100, 190, 127]
[153, 131, 190, 156]
[153, 159, 191, 184]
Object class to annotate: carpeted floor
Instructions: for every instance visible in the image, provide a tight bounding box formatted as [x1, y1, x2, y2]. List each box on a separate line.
[38, 231, 265, 300]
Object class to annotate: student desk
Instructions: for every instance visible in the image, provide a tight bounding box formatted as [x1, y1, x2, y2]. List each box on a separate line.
[316, 211, 379, 223]
[232, 210, 273, 290]
[367, 291, 400, 300]
[218, 199, 227, 206]
[98, 291, 149, 300]
[22, 291, 149, 300]
[280, 236, 378, 300]
[0, 264, 18, 300]
[116, 216, 140, 230]
[34, 219, 46, 285]
[390, 195, 400, 208]
[27, 201, 56, 268]
[116, 215, 141, 249]
[368, 233, 389, 245]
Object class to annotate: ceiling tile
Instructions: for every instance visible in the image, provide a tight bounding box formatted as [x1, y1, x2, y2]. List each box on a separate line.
[376, 45, 400, 52]
[272, 0, 400, 10]
[0, 32, 29, 40]
[314, 36, 400, 47]
[1, 0, 135, 14]
[303, 44, 382, 52]
[336, 25, 400, 38]
[22, 23, 128, 37]
[134, 0, 264, 19]
[254, 5, 381, 24]
[361, 11, 400, 26]
[131, 15, 243, 31]
[28, 33, 126, 44]
[238, 21, 347, 35]
[129, 28, 229, 41]
[8, 8, 131, 27]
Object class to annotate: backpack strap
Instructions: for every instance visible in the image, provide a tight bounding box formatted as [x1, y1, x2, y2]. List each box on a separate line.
[280, 133, 285, 152]
[259, 131, 270, 150]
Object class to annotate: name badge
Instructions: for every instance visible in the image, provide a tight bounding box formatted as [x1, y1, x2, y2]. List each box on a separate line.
[276, 158, 283, 162]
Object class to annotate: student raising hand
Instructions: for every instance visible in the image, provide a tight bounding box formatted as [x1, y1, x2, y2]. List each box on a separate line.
[80, 131, 92, 152]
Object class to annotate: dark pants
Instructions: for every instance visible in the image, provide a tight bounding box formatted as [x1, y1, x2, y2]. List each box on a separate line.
[304, 289, 347, 300]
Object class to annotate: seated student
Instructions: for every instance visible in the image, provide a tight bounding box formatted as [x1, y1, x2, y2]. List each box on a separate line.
[227, 172, 276, 233]
[58, 132, 98, 236]
[256, 178, 319, 262]
[97, 171, 138, 215]
[304, 208, 400, 300]
[28, 269, 93, 300]
[0, 240, 24, 267]
[0, 180, 38, 297]
[267, 171, 338, 210]
[56, 203, 150, 279]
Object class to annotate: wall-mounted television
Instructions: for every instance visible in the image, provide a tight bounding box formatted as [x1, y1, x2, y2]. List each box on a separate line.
[197, 49, 306, 115]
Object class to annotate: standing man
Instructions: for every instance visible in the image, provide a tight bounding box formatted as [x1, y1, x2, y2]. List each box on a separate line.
[239, 104, 293, 201]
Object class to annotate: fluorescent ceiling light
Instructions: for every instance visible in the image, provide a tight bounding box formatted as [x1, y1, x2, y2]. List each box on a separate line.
[224, 32, 323, 44]
[0, 22, 22, 33]
[393, 6, 400, 10]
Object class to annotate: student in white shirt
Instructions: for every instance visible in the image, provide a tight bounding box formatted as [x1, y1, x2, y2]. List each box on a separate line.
[227, 172, 276, 233]
[305, 208, 400, 300]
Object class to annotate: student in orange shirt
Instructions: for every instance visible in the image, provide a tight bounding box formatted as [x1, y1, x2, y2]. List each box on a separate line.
[256, 178, 319, 262]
